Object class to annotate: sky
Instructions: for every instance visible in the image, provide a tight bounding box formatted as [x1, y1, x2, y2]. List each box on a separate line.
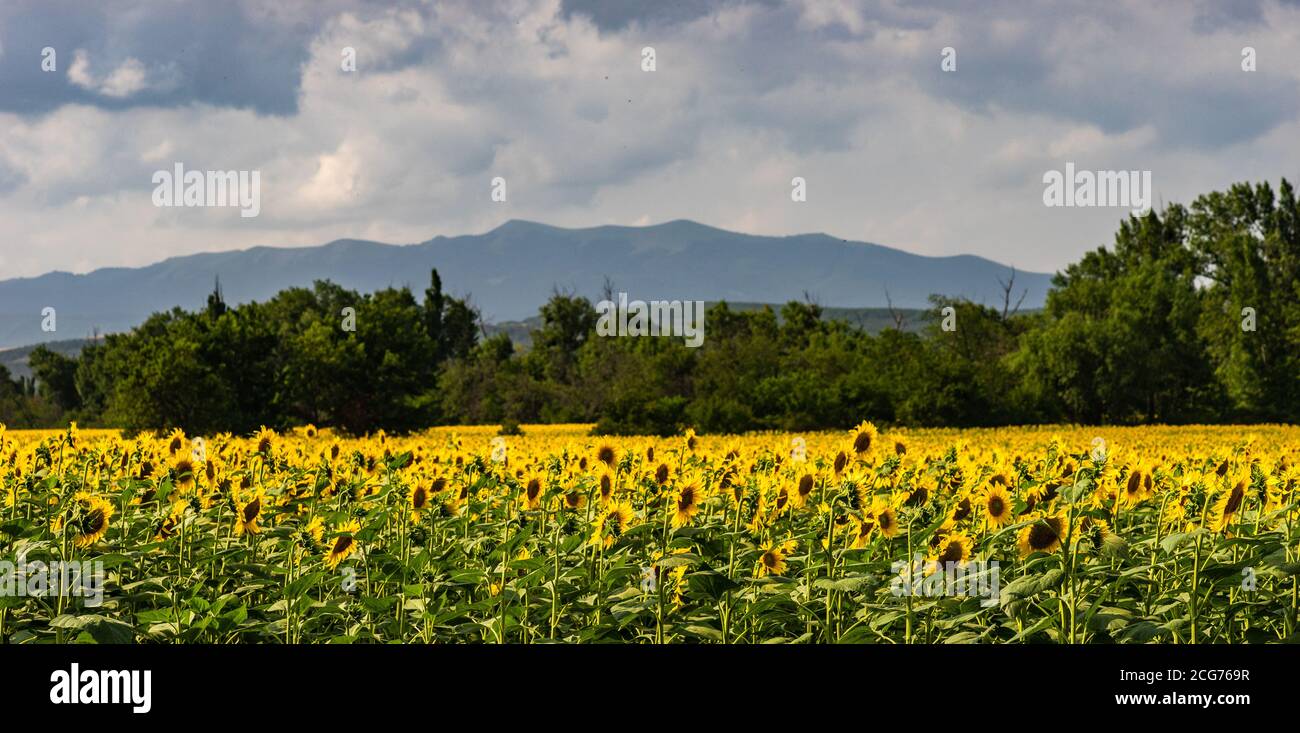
[1, 0, 1298, 279]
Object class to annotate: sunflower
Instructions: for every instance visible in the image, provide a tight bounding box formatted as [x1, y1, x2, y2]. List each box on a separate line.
[873, 499, 899, 539]
[165, 428, 186, 457]
[303, 515, 325, 544]
[519, 472, 545, 511]
[325, 519, 361, 569]
[849, 512, 876, 548]
[792, 473, 816, 508]
[591, 501, 635, 548]
[756, 538, 797, 577]
[595, 443, 618, 470]
[1017, 514, 1065, 558]
[904, 484, 929, 508]
[253, 426, 276, 457]
[233, 491, 264, 535]
[672, 482, 702, 528]
[70, 492, 115, 548]
[930, 532, 972, 567]
[1076, 515, 1114, 552]
[983, 485, 1013, 529]
[654, 462, 670, 486]
[1210, 478, 1248, 532]
[172, 457, 196, 493]
[1024, 482, 1060, 512]
[563, 488, 586, 511]
[408, 481, 433, 521]
[1119, 464, 1153, 507]
[596, 468, 615, 503]
[850, 421, 879, 459]
[153, 500, 187, 541]
[948, 495, 973, 524]
[833, 450, 848, 477]
[203, 457, 220, 487]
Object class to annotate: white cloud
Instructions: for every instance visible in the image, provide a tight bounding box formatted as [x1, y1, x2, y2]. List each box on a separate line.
[67, 50, 166, 98]
[1, 0, 1299, 283]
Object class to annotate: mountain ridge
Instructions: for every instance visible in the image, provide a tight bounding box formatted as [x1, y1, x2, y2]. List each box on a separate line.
[0, 219, 1054, 350]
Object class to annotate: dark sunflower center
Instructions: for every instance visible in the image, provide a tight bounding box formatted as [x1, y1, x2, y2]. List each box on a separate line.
[939, 541, 962, 563]
[1126, 471, 1142, 495]
[988, 496, 1005, 517]
[853, 432, 872, 454]
[1224, 483, 1245, 515]
[1028, 520, 1059, 550]
[81, 508, 105, 535]
[798, 474, 814, 497]
[678, 488, 695, 511]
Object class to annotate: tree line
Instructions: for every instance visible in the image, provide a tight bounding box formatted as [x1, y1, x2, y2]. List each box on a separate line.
[4, 179, 1299, 435]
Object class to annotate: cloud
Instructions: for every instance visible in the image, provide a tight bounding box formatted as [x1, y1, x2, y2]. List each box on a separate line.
[66, 51, 164, 98]
[0, 0, 1299, 285]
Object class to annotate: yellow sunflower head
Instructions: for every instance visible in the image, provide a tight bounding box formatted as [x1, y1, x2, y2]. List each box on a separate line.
[233, 491, 264, 535]
[756, 538, 797, 577]
[1017, 514, 1065, 558]
[850, 421, 879, 459]
[930, 532, 973, 567]
[591, 501, 635, 548]
[983, 485, 1013, 528]
[671, 482, 703, 528]
[325, 519, 362, 569]
[69, 492, 115, 548]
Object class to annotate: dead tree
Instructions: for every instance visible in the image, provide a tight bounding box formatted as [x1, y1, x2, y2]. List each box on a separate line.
[997, 268, 1028, 321]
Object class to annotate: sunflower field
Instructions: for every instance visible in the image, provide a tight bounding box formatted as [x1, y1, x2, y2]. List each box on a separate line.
[1, 421, 1298, 644]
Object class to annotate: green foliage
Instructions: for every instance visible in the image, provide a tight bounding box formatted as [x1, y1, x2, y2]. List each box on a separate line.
[7, 179, 1300, 434]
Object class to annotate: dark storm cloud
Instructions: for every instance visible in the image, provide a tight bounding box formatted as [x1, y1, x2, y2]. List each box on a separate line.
[559, 0, 762, 31]
[0, 0, 403, 115]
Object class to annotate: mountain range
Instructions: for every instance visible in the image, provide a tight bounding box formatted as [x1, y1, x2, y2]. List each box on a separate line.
[0, 219, 1053, 351]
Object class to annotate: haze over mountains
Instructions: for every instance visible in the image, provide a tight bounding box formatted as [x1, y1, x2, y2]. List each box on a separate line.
[0, 220, 1053, 351]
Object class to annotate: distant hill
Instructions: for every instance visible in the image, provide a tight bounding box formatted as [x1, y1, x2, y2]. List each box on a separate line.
[0, 219, 1054, 350]
[0, 337, 100, 380]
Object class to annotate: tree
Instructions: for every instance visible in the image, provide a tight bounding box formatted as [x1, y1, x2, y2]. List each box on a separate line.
[28, 346, 82, 412]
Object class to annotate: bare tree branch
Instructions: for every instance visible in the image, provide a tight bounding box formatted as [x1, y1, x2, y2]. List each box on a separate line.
[997, 268, 1028, 320]
[884, 287, 906, 330]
